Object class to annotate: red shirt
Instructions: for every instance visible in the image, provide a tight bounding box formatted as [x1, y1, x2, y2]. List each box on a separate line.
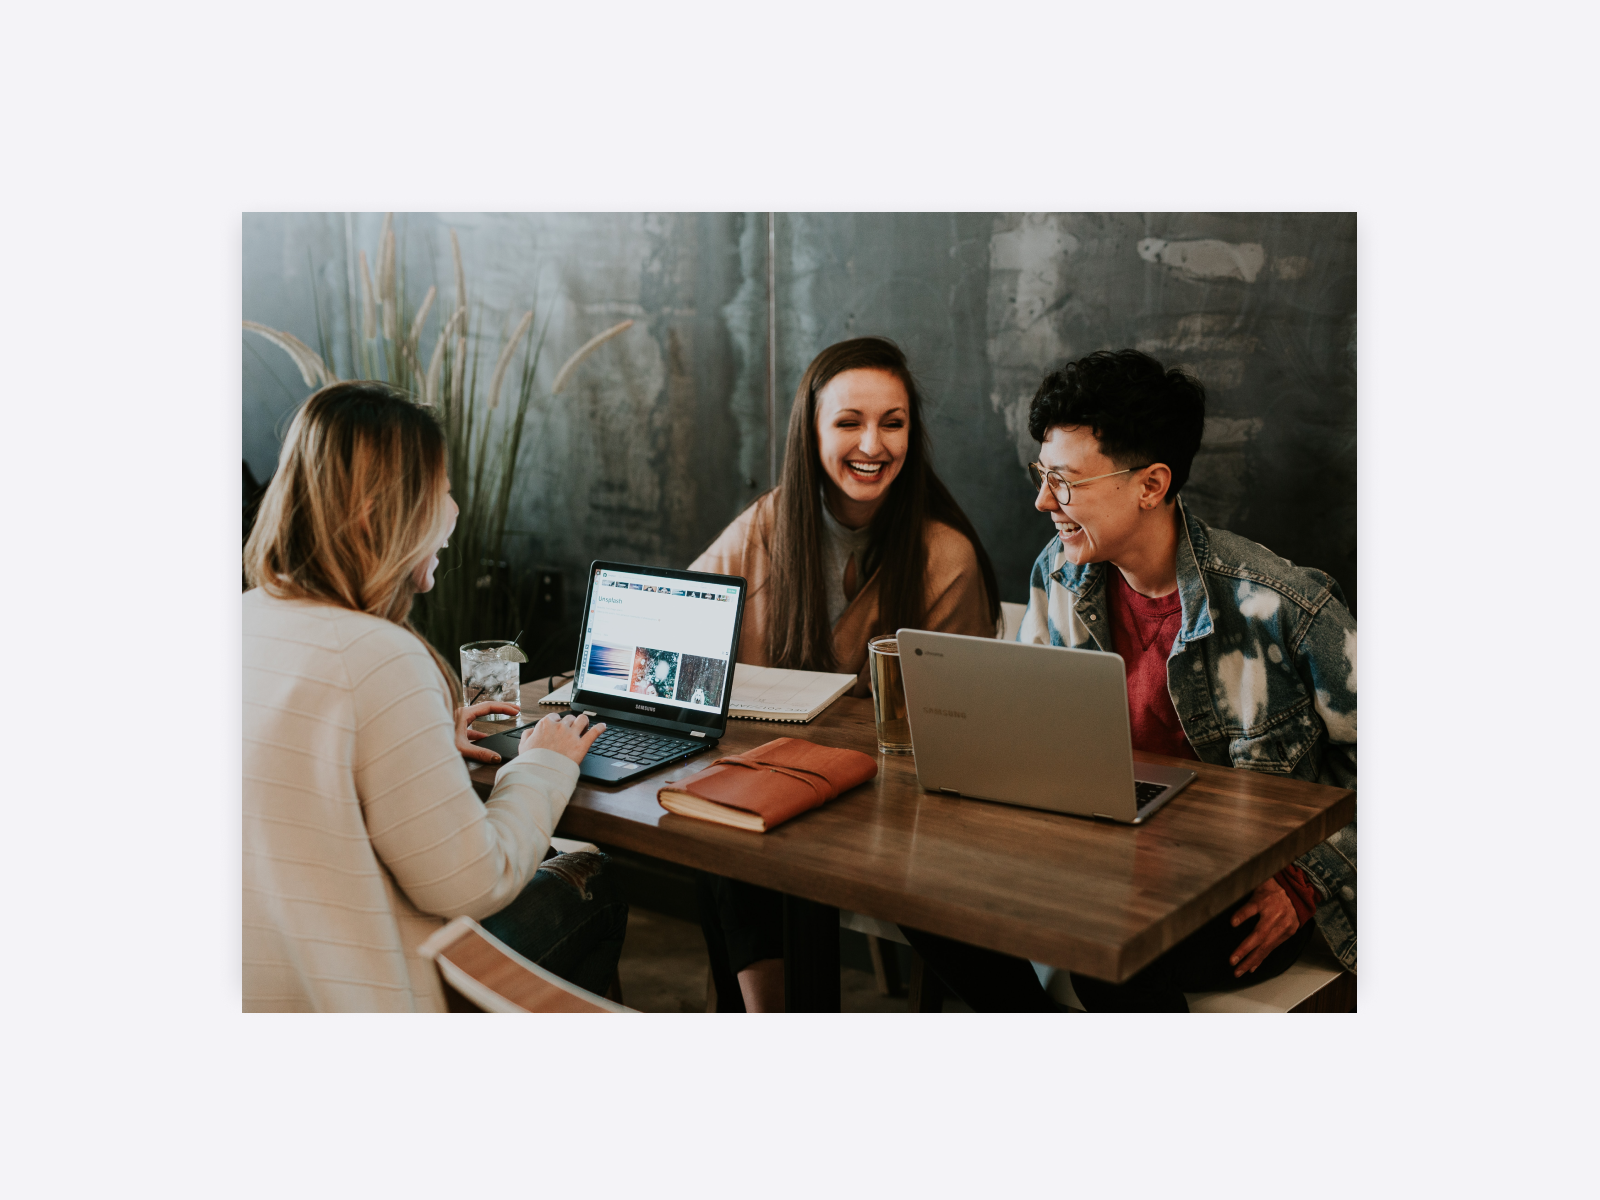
[1106, 568, 1318, 926]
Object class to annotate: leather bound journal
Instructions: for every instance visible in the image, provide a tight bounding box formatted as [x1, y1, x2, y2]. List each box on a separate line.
[657, 737, 878, 832]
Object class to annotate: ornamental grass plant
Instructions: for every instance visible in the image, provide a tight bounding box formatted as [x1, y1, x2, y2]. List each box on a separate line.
[245, 214, 631, 663]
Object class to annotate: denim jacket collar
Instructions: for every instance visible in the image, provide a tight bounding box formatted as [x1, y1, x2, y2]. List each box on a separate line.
[1050, 498, 1215, 649]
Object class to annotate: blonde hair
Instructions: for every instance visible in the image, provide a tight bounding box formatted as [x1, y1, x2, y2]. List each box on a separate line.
[244, 381, 462, 705]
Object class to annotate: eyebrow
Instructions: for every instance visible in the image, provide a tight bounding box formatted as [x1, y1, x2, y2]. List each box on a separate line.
[831, 407, 908, 418]
[1038, 458, 1079, 474]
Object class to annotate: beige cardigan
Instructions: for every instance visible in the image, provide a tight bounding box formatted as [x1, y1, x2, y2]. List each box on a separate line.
[243, 589, 578, 1012]
[690, 491, 996, 696]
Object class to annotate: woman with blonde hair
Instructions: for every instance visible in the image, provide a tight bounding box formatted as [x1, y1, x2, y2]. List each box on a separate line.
[243, 381, 624, 1012]
[691, 336, 1001, 1011]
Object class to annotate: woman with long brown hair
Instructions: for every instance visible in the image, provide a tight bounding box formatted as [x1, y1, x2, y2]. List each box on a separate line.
[690, 336, 1001, 1010]
[243, 381, 625, 1011]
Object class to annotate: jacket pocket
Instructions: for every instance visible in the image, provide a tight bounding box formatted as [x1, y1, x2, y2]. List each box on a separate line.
[1227, 702, 1320, 776]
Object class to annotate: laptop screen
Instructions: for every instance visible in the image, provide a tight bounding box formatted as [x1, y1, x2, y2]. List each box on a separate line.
[571, 563, 745, 729]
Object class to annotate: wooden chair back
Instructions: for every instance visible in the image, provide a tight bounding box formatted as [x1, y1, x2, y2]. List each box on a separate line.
[419, 916, 632, 1013]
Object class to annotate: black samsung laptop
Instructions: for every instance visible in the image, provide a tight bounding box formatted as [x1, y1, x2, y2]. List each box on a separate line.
[476, 561, 747, 784]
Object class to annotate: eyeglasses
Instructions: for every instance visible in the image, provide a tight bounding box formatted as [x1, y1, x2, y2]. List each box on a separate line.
[1026, 462, 1149, 505]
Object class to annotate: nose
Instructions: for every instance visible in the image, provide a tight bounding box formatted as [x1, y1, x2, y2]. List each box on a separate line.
[1034, 476, 1059, 513]
[858, 423, 883, 457]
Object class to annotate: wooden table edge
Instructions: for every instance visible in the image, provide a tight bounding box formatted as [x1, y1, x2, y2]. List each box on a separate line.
[469, 698, 1356, 983]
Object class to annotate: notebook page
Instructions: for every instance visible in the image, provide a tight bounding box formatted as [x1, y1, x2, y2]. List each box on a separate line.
[729, 664, 857, 717]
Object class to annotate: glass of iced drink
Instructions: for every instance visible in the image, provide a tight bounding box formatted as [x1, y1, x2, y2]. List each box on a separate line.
[867, 636, 913, 755]
[459, 640, 525, 719]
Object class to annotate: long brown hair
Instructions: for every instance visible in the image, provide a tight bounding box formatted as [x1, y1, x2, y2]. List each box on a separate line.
[764, 337, 1000, 670]
[244, 380, 463, 704]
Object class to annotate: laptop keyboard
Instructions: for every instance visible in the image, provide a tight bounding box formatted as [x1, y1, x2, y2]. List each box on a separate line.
[1134, 780, 1167, 809]
[588, 725, 693, 767]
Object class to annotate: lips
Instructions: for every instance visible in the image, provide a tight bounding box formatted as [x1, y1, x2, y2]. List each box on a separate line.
[846, 460, 886, 480]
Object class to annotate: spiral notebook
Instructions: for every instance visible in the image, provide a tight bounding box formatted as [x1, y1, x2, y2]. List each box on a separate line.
[540, 663, 856, 723]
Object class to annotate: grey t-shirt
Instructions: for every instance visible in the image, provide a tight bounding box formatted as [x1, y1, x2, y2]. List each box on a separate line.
[820, 502, 873, 627]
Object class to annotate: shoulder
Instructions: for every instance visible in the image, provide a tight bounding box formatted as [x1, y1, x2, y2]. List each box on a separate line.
[923, 517, 981, 574]
[1192, 517, 1347, 618]
[244, 589, 435, 670]
[695, 491, 776, 566]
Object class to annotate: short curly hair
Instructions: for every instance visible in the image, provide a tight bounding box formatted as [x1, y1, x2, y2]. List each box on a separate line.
[1026, 349, 1206, 504]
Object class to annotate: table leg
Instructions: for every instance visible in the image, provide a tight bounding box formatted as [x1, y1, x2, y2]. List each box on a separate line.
[908, 950, 946, 1012]
[868, 935, 903, 997]
[782, 894, 840, 1012]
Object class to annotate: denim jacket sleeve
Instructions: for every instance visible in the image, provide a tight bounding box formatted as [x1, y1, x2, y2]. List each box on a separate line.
[1289, 573, 1357, 972]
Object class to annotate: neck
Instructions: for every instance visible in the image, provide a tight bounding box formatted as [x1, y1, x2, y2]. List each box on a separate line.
[1110, 502, 1182, 598]
[822, 483, 879, 530]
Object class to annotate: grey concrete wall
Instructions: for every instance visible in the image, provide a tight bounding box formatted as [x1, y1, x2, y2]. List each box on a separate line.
[773, 212, 1357, 609]
[244, 212, 1356, 614]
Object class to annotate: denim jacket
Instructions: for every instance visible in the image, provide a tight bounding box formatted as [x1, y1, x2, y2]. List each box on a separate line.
[1018, 500, 1358, 972]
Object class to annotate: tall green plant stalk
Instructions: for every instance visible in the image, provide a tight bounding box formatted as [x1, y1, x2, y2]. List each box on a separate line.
[245, 214, 632, 664]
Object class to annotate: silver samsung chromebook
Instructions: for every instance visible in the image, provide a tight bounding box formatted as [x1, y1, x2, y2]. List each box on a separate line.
[896, 629, 1197, 824]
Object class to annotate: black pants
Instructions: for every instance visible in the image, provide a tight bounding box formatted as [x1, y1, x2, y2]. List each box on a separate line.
[696, 874, 785, 1012]
[478, 847, 630, 997]
[902, 897, 1316, 1013]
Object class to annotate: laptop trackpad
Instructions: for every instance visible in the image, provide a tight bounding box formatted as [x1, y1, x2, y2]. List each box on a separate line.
[579, 755, 637, 782]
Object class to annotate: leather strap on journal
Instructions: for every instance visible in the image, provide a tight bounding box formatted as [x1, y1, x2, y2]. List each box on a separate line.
[704, 752, 835, 801]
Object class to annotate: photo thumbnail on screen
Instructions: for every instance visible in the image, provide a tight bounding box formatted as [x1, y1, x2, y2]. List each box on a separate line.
[630, 647, 680, 698]
[586, 642, 632, 682]
[674, 654, 728, 708]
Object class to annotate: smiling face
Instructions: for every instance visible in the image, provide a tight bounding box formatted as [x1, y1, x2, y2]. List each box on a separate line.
[1034, 425, 1158, 565]
[814, 368, 910, 527]
[411, 487, 458, 592]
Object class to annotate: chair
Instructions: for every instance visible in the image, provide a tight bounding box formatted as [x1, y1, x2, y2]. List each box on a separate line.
[839, 911, 945, 1012]
[999, 600, 1026, 642]
[549, 837, 599, 856]
[422, 837, 626, 1013]
[1043, 930, 1356, 1012]
[420, 915, 632, 1012]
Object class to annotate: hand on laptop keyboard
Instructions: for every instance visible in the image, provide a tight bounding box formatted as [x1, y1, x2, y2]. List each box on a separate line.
[520, 712, 607, 765]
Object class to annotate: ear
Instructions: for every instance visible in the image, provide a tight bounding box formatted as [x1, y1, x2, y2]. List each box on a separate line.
[1138, 463, 1173, 509]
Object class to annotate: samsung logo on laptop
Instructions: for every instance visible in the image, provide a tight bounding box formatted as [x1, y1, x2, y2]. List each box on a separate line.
[923, 706, 967, 719]
[636, 704, 656, 712]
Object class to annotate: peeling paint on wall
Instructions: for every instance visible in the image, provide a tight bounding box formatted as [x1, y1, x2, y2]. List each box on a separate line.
[987, 214, 1081, 468]
[1138, 237, 1267, 283]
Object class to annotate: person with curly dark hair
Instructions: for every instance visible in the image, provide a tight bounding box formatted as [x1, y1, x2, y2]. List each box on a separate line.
[899, 349, 1357, 1012]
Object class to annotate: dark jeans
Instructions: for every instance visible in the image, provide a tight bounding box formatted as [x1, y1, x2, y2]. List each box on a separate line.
[696, 873, 785, 1012]
[902, 896, 1316, 1013]
[479, 848, 629, 997]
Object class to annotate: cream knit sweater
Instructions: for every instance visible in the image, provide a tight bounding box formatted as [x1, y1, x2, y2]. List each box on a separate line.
[243, 589, 578, 1012]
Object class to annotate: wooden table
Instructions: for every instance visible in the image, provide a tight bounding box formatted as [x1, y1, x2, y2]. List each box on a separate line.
[469, 692, 1354, 1007]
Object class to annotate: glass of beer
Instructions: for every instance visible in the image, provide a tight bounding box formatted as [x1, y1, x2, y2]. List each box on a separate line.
[867, 635, 913, 755]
